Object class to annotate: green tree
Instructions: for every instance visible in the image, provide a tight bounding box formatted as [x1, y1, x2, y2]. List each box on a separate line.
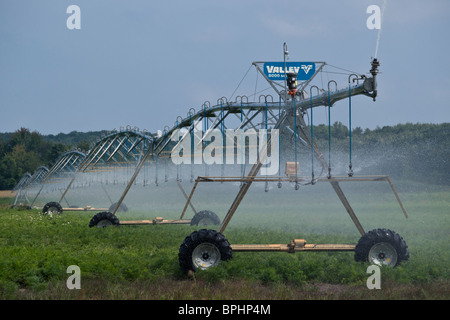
[0, 156, 19, 189]
[0, 128, 68, 190]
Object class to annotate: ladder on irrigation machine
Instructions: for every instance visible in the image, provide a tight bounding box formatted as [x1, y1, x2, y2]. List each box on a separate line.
[177, 44, 410, 275]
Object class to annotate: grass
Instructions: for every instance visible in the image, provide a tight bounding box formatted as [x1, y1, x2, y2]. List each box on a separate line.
[0, 180, 449, 299]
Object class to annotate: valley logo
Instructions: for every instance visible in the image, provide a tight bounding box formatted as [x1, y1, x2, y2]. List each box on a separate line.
[301, 64, 313, 74]
[263, 62, 315, 81]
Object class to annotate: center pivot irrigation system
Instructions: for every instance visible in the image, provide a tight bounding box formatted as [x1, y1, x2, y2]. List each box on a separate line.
[22, 43, 409, 274]
[175, 45, 409, 274]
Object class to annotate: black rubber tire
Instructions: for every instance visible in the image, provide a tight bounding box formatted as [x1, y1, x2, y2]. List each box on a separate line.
[354, 228, 409, 267]
[190, 210, 221, 226]
[89, 211, 120, 228]
[178, 229, 232, 274]
[108, 202, 128, 213]
[42, 202, 63, 215]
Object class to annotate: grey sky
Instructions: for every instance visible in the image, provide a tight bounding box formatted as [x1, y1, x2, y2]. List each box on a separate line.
[1, 0, 449, 135]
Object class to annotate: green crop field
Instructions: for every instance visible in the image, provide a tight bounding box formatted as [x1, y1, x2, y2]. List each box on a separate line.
[0, 180, 449, 300]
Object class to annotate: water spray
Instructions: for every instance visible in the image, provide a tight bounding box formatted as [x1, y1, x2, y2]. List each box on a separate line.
[374, 0, 387, 59]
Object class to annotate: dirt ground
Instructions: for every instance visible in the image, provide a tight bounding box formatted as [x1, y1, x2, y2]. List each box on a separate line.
[0, 190, 15, 198]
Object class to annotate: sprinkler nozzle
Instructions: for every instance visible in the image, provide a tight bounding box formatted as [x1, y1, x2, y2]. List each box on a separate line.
[370, 58, 380, 77]
[369, 58, 380, 101]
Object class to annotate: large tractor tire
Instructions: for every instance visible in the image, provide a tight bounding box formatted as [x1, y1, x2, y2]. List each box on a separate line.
[190, 210, 220, 226]
[354, 228, 409, 267]
[179, 229, 232, 274]
[89, 212, 120, 228]
[42, 202, 63, 215]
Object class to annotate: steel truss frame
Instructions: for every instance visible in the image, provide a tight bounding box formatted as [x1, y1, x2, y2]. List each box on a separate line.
[27, 55, 408, 252]
[173, 57, 409, 256]
[11, 150, 85, 208]
[29, 150, 86, 207]
[90, 57, 407, 236]
[55, 128, 156, 212]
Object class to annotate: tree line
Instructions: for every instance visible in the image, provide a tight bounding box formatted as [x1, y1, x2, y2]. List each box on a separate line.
[0, 123, 449, 190]
[281, 122, 450, 186]
[0, 128, 103, 190]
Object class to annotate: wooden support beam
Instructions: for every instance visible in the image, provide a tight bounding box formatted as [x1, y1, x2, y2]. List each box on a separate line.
[120, 218, 191, 225]
[329, 180, 365, 236]
[231, 242, 355, 252]
[63, 207, 109, 212]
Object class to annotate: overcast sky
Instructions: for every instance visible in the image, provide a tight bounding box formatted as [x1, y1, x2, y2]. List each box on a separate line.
[1, 0, 449, 135]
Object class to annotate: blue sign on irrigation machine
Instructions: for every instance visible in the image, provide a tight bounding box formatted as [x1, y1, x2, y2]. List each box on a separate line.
[263, 62, 315, 81]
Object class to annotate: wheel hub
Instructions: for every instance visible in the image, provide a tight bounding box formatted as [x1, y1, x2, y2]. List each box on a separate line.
[369, 242, 398, 267]
[97, 219, 113, 228]
[48, 206, 59, 214]
[192, 242, 220, 270]
[197, 218, 213, 226]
